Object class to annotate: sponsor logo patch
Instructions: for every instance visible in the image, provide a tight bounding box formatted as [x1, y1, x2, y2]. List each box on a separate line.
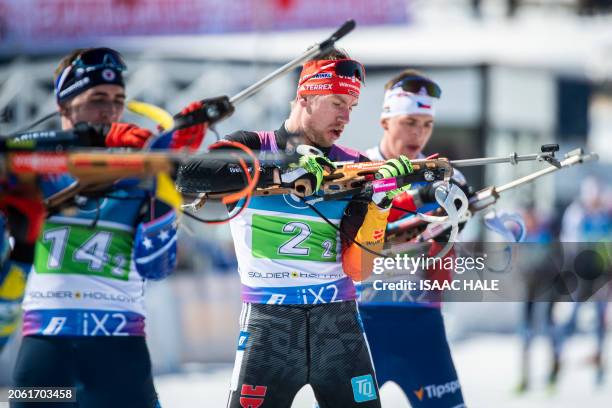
[102, 68, 116, 81]
[414, 380, 461, 400]
[311, 72, 332, 79]
[372, 229, 385, 241]
[239, 384, 267, 408]
[351, 374, 377, 402]
[237, 331, 250, 351]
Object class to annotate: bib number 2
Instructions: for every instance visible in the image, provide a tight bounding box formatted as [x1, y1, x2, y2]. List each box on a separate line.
[278, 222, 335, 259]
[252, 215, 338, 262]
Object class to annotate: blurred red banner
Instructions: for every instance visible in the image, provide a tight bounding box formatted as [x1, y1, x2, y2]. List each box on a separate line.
[0, 0, 409, 51]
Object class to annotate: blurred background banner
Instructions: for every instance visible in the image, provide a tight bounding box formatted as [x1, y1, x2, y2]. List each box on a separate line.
[0, 0, 408, 53]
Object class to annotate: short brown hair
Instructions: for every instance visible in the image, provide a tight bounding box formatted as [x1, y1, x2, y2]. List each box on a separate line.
[54, 48, 91, 83]
[384, 69, 432, 91]
[308, 47, 350, 62]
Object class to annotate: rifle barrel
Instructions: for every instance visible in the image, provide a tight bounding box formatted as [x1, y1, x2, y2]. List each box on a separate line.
[495, 151, 596, 193]
[450, 152, 550, 167]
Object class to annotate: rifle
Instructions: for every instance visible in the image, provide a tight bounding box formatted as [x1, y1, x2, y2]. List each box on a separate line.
[1, 130, 455, 213]
[385, 145, 598, 251]
[181, 152, 454, 211]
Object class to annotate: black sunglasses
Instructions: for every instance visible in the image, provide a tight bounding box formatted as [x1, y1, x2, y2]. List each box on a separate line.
[334, 59, 366, 84]
[391, 76, 441, 98]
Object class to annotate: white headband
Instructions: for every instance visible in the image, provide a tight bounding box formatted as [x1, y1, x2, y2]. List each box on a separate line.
[381, 87, 437, 119]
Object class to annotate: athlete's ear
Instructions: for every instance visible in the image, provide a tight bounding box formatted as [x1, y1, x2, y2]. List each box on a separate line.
[57, 102, 70, 118]
[380, 118, 389, 131]
[297, 95, 309, 108]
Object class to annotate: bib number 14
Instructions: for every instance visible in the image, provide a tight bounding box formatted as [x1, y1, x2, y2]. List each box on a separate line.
[41, 227, 128, 278]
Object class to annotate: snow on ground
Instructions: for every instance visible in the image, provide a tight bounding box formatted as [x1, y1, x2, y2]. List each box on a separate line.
[156, 334, 612, 408]
[454, 335, 611, 408]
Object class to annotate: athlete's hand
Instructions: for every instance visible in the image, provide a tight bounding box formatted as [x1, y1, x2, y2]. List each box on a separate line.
[170, 101, 207, 150]
[387, 188, 418, 222]
[375, 155, 413, 181]
[297, 155, 336, 192]
[105, 123, 152, 148]
[372, 155, 413, 209]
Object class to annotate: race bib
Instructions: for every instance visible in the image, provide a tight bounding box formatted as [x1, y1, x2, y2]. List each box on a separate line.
[34, 222, 133, 280]
[251, 215, 338, 262]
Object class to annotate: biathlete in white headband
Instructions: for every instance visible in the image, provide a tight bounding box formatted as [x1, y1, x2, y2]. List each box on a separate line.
[373, 72, 441, 161]
[361, 69, 468, 408]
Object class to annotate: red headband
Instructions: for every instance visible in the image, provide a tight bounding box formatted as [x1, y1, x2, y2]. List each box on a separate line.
[297, 59, 363, 98]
